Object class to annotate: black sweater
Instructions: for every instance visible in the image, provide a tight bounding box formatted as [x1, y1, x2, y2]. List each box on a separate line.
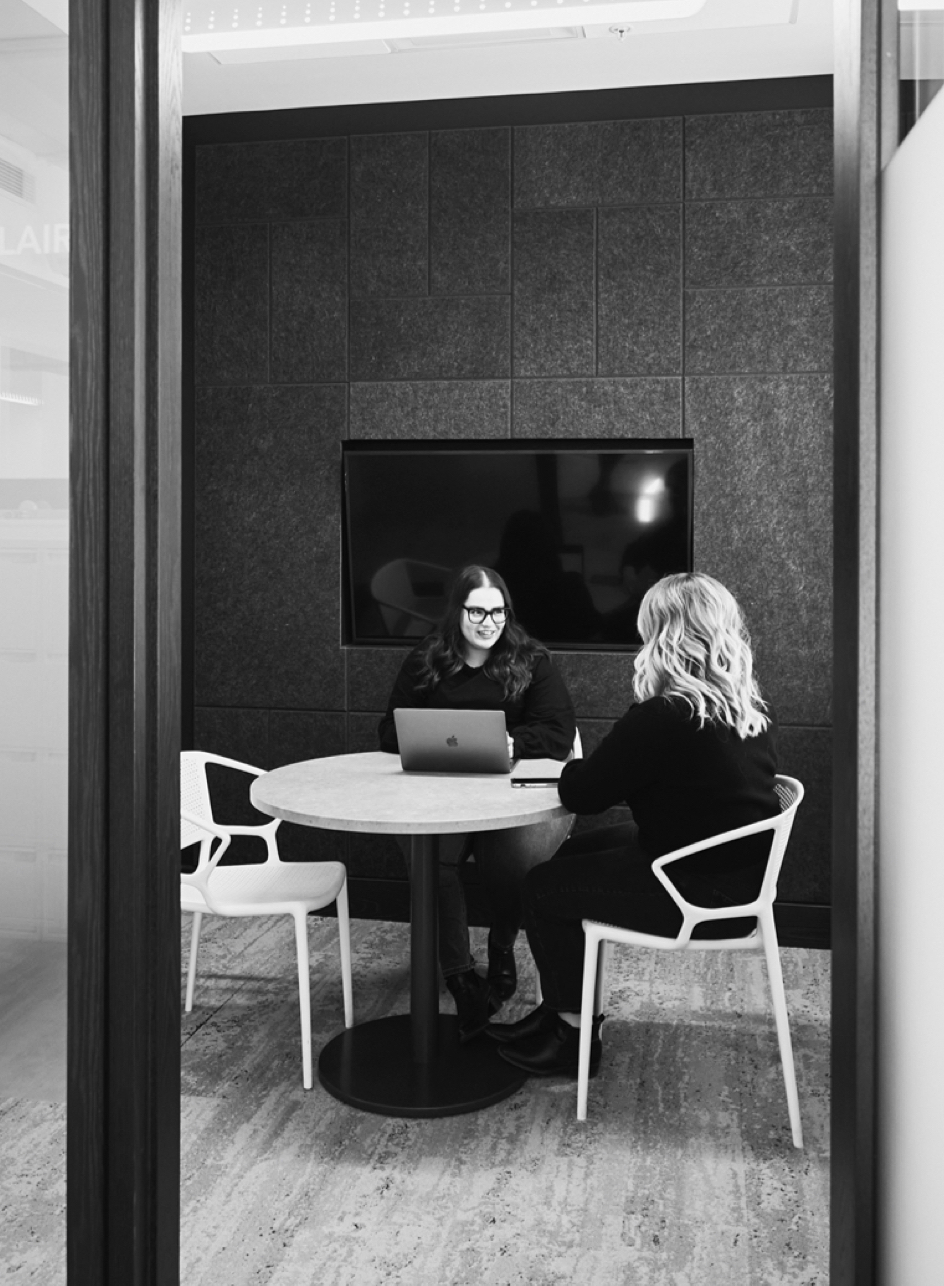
[557, 695, 780, 903]
[378, 645, 576, 761]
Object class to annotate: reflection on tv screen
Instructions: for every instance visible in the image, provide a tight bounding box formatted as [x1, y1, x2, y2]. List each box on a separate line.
[343, 441, 693, 650]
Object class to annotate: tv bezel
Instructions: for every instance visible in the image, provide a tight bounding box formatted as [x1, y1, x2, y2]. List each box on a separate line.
[341, 437, 695, 653]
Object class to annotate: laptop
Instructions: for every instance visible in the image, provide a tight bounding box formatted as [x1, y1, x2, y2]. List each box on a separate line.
[394, 708, 513, 774]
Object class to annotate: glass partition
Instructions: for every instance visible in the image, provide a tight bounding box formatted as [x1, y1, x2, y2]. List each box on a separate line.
[899, 2, 944, 139]
[0, 2, 69, 1279]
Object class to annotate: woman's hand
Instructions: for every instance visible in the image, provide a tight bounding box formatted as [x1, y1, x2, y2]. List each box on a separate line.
[507, 733, 516, 762]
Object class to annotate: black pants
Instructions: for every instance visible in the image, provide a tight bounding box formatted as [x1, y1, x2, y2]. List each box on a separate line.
[523, 822, 757, 1013]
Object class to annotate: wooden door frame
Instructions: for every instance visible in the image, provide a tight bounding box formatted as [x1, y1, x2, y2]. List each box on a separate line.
[67, 0, 182, 1280]
[65, 0, 888, 1279]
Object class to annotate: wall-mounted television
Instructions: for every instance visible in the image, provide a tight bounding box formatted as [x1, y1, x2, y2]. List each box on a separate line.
[342, 439, 693, 651]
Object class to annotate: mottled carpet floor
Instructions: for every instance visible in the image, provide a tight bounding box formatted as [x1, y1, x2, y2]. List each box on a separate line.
[1, 915, 830, 1284]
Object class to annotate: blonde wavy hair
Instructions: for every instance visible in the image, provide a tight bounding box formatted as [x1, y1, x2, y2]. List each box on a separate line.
[632, 573, 769, 738]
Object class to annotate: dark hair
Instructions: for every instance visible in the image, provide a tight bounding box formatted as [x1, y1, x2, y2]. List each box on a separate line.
[414, 564, 547, 702]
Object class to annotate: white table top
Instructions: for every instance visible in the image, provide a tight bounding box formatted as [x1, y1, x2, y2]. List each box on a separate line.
[250, 751, 570, 835]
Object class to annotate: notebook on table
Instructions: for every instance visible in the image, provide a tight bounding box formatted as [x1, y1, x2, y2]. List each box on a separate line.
[394, 708, 513, 774]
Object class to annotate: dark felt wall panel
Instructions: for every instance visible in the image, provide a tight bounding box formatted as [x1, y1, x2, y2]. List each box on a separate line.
[189, 97, 834, 909]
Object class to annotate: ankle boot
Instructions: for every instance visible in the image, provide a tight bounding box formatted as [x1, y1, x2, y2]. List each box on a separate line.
[445, 968, 499, 1043]
[486, 934, 518, 1004]
[497, 1013, 605, 1078]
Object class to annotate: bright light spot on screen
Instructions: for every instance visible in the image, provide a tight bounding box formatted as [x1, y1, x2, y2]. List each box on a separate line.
[636, 475, 665, 523]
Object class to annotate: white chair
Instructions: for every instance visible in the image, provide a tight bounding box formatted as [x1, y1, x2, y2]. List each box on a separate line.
[576, 774, 805, 1147]
[532, 727, 583, 1006]
[180, 751, 353, 1090]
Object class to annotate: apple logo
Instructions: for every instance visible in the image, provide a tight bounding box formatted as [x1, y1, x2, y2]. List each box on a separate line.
[446, 736, 458, 748]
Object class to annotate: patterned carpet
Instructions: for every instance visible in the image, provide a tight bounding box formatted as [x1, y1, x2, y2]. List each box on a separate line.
[0, 914, 830, 1284]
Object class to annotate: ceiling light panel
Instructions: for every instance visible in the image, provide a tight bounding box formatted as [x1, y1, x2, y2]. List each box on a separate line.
[182, 0, 706, 49]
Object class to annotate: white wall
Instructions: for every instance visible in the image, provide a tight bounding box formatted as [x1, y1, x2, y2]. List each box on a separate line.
[877, 86, 944, 1284]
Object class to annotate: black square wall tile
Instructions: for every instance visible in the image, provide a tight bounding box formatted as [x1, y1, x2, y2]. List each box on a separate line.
[431, 128, 510, 295]
[347, 712, 387, 754]
[686, 198, 833, 290]
[268, 710, 348, 767]
[194, 224, 268, 385]
[195, 139, 347, 224]
[514, 119, 681, 208]
[513, 210, 594, 377]
[193, 707, 270, 768]
[348, 648, 412, 713]
[350, 133, 428, 298]
[194, 385, 347, 711]
[687, 374, 833, 727]
[685, 286, 833, 373]
[350, 297, 510, 380]
[513, 379, 681, 438]
[597, 206, 682, 376]
[349, 381, 510, 439]
[552, 652, 637, 721]
[271, 221, 347, 383]
[685, 109, 833, 200]
[775, 726, 831, 905]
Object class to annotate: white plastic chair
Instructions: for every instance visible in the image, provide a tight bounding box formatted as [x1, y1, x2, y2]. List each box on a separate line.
[532, 726, 583, 1006]
[180, 751, 353, 1090]
[576, 774, 805, 1147]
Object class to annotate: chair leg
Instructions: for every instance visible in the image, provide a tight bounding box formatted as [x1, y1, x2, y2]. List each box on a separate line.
[293, 912, 313, 1091]
[533, 955, 543, 1007]
[760, 915, 804, 1148]
[577, 926, 602, 1122]
[185, 911, 202, 1013]
[336, 880, 354, 1029]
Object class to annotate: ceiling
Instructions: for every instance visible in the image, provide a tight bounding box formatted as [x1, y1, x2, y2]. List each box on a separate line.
[183, 0, 833, 116]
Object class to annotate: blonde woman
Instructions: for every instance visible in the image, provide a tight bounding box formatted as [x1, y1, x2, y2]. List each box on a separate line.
[488, 572, 779, 1078]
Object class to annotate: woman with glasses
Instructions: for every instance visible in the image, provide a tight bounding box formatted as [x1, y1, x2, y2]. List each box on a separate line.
[379, 564, 576, 1041]
[487, 572, 779, 1079]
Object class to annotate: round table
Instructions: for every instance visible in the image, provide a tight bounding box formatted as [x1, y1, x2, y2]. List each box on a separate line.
[250, 751, 569, 1118]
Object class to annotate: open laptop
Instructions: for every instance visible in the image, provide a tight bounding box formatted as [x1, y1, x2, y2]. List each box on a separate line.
[394, 708, 512, 774]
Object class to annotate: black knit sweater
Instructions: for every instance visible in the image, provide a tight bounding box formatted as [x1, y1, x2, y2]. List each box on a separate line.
[557, 695, 780, 903]
[378, 644, 576, 762]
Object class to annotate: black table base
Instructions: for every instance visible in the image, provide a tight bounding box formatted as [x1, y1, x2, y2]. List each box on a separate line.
[318, 1014, 527, 1118]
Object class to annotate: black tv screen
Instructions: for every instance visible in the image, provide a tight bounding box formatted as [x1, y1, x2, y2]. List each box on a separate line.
[342, 439, 693, 650]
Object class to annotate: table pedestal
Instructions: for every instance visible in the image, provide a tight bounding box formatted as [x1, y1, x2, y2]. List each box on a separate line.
[317, 832, 526, 1117]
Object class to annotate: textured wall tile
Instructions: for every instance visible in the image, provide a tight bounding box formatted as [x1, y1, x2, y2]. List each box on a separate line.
[194, 225, 268, 385]
[553, 652, 637, 721]
[194, 385, 346, 711]
[685, 109, 833, 200]
[431, 128, 510, 295]
[350, 381, 510, 439]
[687, 375, 833, 726]
[195, 138, 347, 224]
[268, 710, 348, 767]
[347, 712, 387, 753]
[348, 648, 412, 714]
[271, 221, 347, 383]
[686, 287, 833, 373]
[514, 118, 682, 208]
[598, 206, 682, 375]
[513, 210, 594, 377]
[513, 378, 681, 438]
[350, 297, 510, 380]
[350, 133, 428, 297]
[686, 198, 833, 289]
[775, 727, 831, 904]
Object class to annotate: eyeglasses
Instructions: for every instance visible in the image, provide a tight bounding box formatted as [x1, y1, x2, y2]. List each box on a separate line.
[463, 605, 508, 625]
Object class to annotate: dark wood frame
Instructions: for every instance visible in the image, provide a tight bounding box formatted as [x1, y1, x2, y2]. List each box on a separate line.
[65, 2, 892, 1273]
[67, 0, 182, 1280]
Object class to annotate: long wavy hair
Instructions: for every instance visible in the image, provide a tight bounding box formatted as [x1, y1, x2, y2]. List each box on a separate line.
[414, 565, 547, 702]
[632, 573, 769, 738]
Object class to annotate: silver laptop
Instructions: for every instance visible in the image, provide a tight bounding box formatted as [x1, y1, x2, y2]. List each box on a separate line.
[394, 708, 512, 774]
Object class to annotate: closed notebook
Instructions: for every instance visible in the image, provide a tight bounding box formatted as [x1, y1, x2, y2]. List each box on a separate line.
[394, 707, 512, 774]
[510, 758, 568, 787]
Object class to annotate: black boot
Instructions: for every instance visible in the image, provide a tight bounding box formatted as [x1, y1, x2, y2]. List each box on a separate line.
[497, 1012, 605, 1078]
[446, 968, 499, 1043]
[486, 934, 518, 1004]
[485, 1003, 553, 1045]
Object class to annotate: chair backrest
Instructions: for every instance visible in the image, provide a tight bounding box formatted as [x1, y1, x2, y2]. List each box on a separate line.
[755, 775, 805, 909]
[572, 727, 583, 760]
[181, 752, 215, 851]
